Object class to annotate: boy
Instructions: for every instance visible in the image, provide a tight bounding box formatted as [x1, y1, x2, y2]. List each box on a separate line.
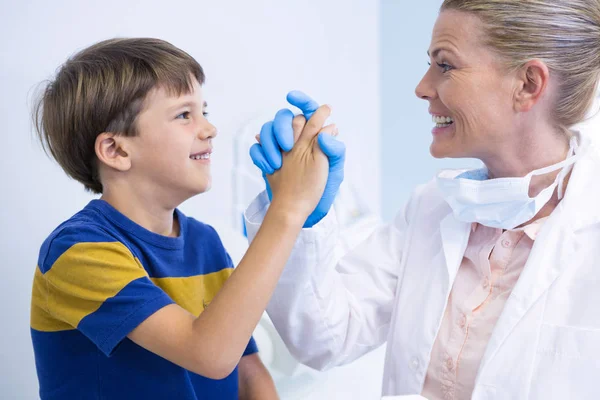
[30, 37, 333, 399]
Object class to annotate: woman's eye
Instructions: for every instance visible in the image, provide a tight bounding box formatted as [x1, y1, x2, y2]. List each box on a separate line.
[176, 111, 191, 120]
[437, 62, 453, 73]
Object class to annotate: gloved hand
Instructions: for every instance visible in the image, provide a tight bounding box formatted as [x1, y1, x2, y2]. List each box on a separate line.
[249, 91, 346, 227]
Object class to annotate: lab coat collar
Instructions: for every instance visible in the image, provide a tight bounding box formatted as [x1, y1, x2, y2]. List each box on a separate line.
[559, 133, 600, 231]
[440, 213, 471, 285]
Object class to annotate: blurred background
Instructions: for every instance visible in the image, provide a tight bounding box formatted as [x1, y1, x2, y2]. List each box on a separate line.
[5, 0, 597, 399]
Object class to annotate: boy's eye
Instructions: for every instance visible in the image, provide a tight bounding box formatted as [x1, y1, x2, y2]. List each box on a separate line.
[176, 111, 191, 120]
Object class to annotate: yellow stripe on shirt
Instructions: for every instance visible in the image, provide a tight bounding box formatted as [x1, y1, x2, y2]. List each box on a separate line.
[31, 267, 72, 331]
[151, 268, 233, 316]
[31, 241, 147, 332]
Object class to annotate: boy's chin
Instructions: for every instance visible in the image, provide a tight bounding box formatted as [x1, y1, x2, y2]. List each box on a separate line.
[196, 185, 211, 194]
[193, 180, 212, 195]
[174, 181, 212, 204]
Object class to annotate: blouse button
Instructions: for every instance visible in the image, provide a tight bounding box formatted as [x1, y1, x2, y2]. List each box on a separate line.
[446, 357, 454, 371]
[458, 314, 467, 329]
[410, 357, 420, 372]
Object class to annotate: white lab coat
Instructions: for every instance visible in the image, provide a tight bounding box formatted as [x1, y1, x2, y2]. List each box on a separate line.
[244, 134, 600, 399]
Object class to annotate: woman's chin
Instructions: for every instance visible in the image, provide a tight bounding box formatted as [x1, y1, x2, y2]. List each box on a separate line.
[429, 140, 470, 159]
[430, 141, 454, 159]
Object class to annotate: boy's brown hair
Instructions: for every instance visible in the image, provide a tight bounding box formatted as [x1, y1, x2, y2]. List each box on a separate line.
[33, 38, 205, 193]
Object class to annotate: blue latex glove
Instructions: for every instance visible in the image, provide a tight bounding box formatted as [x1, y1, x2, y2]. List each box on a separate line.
[249, 91, 346, 227]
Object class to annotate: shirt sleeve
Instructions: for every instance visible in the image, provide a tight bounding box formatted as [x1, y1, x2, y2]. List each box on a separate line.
[39, 224, 174, 356]
[243, 336, 259, 356]
[244, 190, 413, 370]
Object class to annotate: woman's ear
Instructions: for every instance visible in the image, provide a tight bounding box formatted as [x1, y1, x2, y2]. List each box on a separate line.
[95, 132, 132, 172]
[514, 59, 550, 113]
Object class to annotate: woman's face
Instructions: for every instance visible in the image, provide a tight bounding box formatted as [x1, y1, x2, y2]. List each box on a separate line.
[415, 10, 518, 160]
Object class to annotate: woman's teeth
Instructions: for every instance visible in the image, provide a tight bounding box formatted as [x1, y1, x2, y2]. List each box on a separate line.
[190, 153, 210, 160]
[432, 115, 454, 128]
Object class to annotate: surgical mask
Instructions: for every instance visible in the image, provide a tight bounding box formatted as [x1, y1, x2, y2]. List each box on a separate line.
[437, 136, 580, 230]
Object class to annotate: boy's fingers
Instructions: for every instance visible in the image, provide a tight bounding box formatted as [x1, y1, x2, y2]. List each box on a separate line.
[298, 104, 331, 146]
[292, 114, 306, 145]
[320, 123, 336, 135]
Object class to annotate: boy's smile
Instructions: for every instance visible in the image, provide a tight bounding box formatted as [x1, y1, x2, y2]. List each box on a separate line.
[125, 78, 217, 207]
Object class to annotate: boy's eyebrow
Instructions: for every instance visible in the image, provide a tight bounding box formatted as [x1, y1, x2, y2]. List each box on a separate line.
[168, 100, 208, 111]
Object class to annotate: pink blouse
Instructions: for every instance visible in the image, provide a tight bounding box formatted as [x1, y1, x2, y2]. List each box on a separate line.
[421, 217, 548, 400]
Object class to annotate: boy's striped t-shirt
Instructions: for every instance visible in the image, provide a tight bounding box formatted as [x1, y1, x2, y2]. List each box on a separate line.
[31, 199, 257, 399]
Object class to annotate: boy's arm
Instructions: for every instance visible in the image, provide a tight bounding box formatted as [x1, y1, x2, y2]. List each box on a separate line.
[127, 105, 332, 380]
[238, 353, 279, 400]
[128, 208, 303, 379]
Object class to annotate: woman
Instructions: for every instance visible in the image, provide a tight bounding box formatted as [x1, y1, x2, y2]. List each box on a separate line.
[246, 0, 600, 398]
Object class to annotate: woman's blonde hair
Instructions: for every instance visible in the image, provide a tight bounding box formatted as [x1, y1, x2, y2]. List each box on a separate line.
[441, 0, 600, 131]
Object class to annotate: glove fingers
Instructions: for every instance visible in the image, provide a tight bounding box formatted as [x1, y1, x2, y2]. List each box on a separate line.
[317, 133, 346, 167]
[259, 121, 282, 170]
[286, 90, 319, 120]
[262, 172, 273, 201]
[249, 143, 274, 175]
[273, 108, 295, 152]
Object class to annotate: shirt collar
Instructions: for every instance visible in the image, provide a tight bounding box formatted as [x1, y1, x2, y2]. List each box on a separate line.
[471, 216, 549, 240]
[518, 216, 549, 240]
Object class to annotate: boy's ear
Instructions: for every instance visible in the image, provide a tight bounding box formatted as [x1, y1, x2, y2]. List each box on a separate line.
[95, 132, 132, 172]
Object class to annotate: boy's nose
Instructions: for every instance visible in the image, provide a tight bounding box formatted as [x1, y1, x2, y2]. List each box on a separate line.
[198, 120, 217, 139]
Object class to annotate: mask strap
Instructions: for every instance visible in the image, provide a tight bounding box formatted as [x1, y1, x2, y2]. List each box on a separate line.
[557, 137, 579, 199]
[523, 136, 579, 199]
[528, 136, 579, 178]
[557, 136, 579, 200]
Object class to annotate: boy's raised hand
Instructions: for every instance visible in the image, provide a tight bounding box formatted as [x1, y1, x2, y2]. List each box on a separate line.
[249, 91, 346, 227]
[266, 105, 332, 225]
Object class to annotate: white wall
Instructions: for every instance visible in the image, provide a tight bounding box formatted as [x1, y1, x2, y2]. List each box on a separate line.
[0, 1, 381, 398]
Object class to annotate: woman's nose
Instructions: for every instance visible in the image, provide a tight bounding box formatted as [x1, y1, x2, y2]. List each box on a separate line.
[415, 71, 436, 101]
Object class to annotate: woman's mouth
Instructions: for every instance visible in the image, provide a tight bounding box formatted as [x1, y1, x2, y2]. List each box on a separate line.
[432, 115, 454, 128]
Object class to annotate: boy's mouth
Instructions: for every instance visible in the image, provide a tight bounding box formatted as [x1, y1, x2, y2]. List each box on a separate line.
[190, 150, 211, 160]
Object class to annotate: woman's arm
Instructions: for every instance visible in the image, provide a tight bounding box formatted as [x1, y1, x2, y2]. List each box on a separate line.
[245, 191, 414, 370]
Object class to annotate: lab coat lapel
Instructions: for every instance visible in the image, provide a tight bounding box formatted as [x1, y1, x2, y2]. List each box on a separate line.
[439, 213, 471, 285]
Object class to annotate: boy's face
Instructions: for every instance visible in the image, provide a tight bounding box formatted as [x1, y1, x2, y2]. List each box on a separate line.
[128, 79, 216, 205]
